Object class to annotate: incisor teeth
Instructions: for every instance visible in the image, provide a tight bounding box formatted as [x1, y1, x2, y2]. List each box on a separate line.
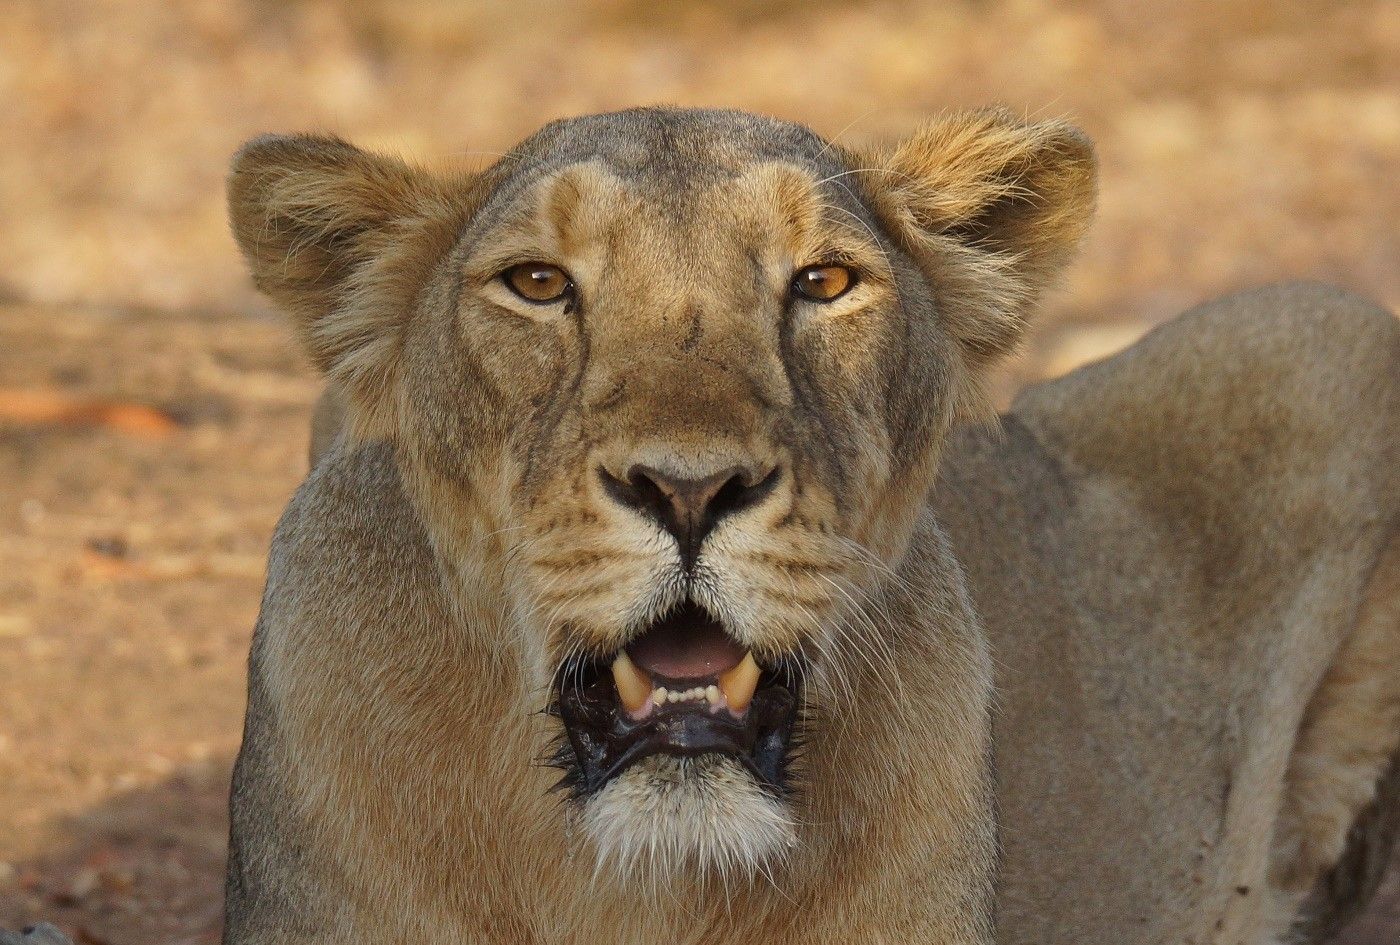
[611, 651, 652, 714]
[718, 653, 761, 713]
[637, 677, 753, 711]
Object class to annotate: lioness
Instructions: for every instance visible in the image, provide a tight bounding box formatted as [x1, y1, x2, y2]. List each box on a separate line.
[223, 107, 1398, 944]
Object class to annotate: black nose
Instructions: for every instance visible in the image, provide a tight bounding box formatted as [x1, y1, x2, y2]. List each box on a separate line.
[600, 462, 780, 569]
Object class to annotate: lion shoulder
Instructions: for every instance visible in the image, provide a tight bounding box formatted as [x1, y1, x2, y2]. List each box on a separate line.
[1012, 281, 1399, 536]
[934, 283, 1400, 944]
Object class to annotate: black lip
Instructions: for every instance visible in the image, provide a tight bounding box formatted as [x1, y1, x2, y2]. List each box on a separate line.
[548, 646, 802, 799]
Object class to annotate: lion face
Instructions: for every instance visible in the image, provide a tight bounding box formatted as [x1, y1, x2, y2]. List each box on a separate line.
[420, 144, 942, 876]
[229, 107, 1095, 882]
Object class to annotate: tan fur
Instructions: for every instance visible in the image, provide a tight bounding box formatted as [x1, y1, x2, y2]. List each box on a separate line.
[935, 283, 1399, 945]
[224, 108, 1397, 944]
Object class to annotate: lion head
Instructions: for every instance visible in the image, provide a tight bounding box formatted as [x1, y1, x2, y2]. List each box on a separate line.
[228, 107, 1094, 883]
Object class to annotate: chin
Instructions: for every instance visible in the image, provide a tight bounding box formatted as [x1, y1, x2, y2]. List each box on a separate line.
[578, 753, 799, 886]
[547, 599, 806, 885]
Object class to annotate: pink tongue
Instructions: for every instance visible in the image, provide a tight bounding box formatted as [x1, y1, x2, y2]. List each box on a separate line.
[627, 605, 746, 681]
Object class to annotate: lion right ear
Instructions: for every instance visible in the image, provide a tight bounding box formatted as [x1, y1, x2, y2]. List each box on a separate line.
[850, 110, 1097, 375]
[228, 134, 471, 438]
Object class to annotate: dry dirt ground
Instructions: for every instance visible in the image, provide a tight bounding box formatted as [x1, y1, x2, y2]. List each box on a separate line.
[0, 303, 313, 944]
[0, 0, 1396, 942]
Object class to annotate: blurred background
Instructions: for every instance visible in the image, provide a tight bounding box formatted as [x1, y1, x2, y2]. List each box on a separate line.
[0, 1, 1396, 942]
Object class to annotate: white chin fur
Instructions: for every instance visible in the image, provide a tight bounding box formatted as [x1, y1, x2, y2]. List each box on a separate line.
[580, 753, 797, 887]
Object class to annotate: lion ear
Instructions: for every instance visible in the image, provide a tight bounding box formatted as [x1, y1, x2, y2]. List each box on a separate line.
[855, 109, 1097, 369]
[227, 134, 469, 439]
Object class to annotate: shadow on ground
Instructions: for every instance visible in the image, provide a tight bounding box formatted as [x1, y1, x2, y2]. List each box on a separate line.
[0, 763, 229, 945]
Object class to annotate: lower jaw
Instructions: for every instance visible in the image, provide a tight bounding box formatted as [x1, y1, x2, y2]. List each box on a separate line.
[577, 753, 801, 881]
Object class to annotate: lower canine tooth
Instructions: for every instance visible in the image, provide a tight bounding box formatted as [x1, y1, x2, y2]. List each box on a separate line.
[718, 653, 761, 713]
[611, 651, 652, 714]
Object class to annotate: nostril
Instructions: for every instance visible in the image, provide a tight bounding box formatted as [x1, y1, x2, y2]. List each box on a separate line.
[708, 465, 781, 521]
[597, 465, 668, 523]
[599, 462, 782, 568]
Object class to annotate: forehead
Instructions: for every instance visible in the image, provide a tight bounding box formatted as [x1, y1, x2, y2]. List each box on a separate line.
[469, 108, 869, 261]
[507, 107, 842, 188]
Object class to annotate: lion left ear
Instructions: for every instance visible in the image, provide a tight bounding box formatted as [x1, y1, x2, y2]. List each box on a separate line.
[227, 134, 475, 440]
[852, 109, 1097, 369]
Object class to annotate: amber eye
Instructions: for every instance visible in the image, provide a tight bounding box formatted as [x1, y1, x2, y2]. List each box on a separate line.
[791, 264, 855, 303]
[503, 263, 572, 304]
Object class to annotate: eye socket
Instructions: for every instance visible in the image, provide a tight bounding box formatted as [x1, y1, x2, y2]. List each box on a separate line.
[502, 262, 573, 304]
[790, 264, 855, 303]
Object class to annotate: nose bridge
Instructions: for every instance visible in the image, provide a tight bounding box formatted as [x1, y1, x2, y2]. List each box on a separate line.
[582, 207, 782, 473]
[594, 363, 770, 485]
[646, 348, 753, 428]
[588, 305, 773, 453]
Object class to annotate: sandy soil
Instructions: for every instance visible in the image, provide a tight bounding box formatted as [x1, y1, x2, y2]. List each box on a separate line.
[0, 0, 1395, 941]
[0, 302, 314, 944]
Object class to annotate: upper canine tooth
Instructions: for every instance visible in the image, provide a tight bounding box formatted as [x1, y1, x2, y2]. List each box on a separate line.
[718, 653, 761, 713]
[611, 651, 652, 714]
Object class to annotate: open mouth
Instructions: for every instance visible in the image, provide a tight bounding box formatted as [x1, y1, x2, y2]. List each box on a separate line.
[551, 600, 801, 797]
